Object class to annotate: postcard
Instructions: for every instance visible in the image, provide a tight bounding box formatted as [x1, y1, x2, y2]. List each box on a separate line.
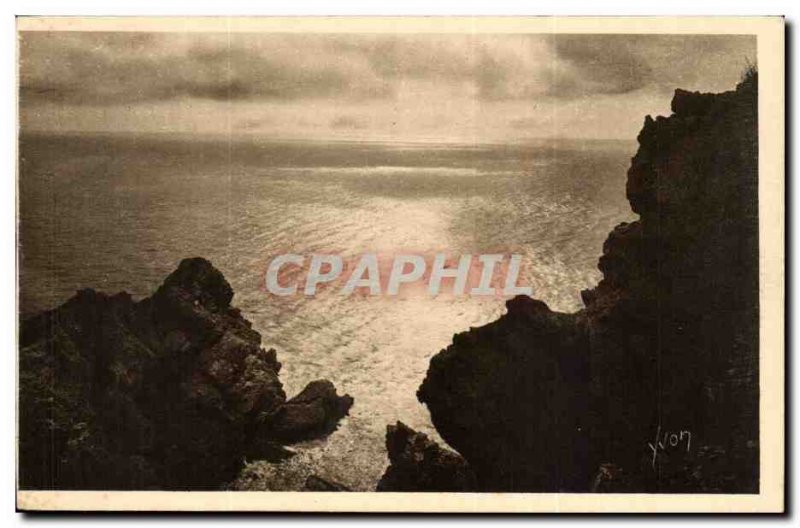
[15, 16, 784, 513]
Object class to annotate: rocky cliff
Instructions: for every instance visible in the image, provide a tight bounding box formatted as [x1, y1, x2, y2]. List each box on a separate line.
[19, 257, 353, 490]
[377, 422, 477, 492]
[415, 73, 759, 493]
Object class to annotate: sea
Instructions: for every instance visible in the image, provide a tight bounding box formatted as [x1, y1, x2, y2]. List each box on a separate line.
[18, 132, 636, 490]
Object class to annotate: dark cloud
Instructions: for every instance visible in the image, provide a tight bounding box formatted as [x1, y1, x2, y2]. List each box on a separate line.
[474, 34, 755, 101]
[550, 35, 654, 97]
[18, 32, 756, 107]
[340, 36, 476, 81]
[548, 34, 756, 99]
[19, 32, 392, 105]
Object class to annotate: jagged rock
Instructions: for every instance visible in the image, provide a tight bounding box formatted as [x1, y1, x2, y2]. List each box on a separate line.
[418, 75, 759, 493]
[304, 475, 351, 491]
[670, 89, 721, 117]
[417, 298, 589, 492]
[18, 257, 352, 490]
[376, 422, 477, 491]
[266, 380, 354, 443]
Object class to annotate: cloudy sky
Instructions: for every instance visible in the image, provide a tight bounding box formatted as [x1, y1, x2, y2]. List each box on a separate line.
[19, 32, 755, 143]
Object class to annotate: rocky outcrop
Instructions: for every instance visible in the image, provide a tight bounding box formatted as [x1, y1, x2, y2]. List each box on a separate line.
[417, 298, 589, 492]
[268, 380, 355, 443]
[418, 73, 759, 493]
[18, 257, 353, 490]
[304, 475, 351, 491]
[377, 422, 477, 492]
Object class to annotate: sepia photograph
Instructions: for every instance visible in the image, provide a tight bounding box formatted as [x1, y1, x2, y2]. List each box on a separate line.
[14, 16, 784, 513]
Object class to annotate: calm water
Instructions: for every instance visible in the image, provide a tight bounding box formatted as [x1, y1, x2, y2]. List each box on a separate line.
[19, 133, 635, 490]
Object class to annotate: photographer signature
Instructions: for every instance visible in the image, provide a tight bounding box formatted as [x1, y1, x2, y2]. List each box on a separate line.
[647, 426, 692, 469]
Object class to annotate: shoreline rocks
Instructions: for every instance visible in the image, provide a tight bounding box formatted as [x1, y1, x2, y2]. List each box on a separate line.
[19, 257, 352, 490]
[267, 380, 355, 443]
[377, 422, 477, 492]
[415, 74, 759, 493]
[304, 475, 351, 491]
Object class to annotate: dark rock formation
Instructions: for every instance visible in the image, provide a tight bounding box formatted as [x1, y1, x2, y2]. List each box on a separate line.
[377, 422, 477, 492]
[18, 257, 353, 490]
[417, 298, 589, 492]
[418, 74, 759, 493]
[268, 380, 355, 443]
[304, 475, 351, 492]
